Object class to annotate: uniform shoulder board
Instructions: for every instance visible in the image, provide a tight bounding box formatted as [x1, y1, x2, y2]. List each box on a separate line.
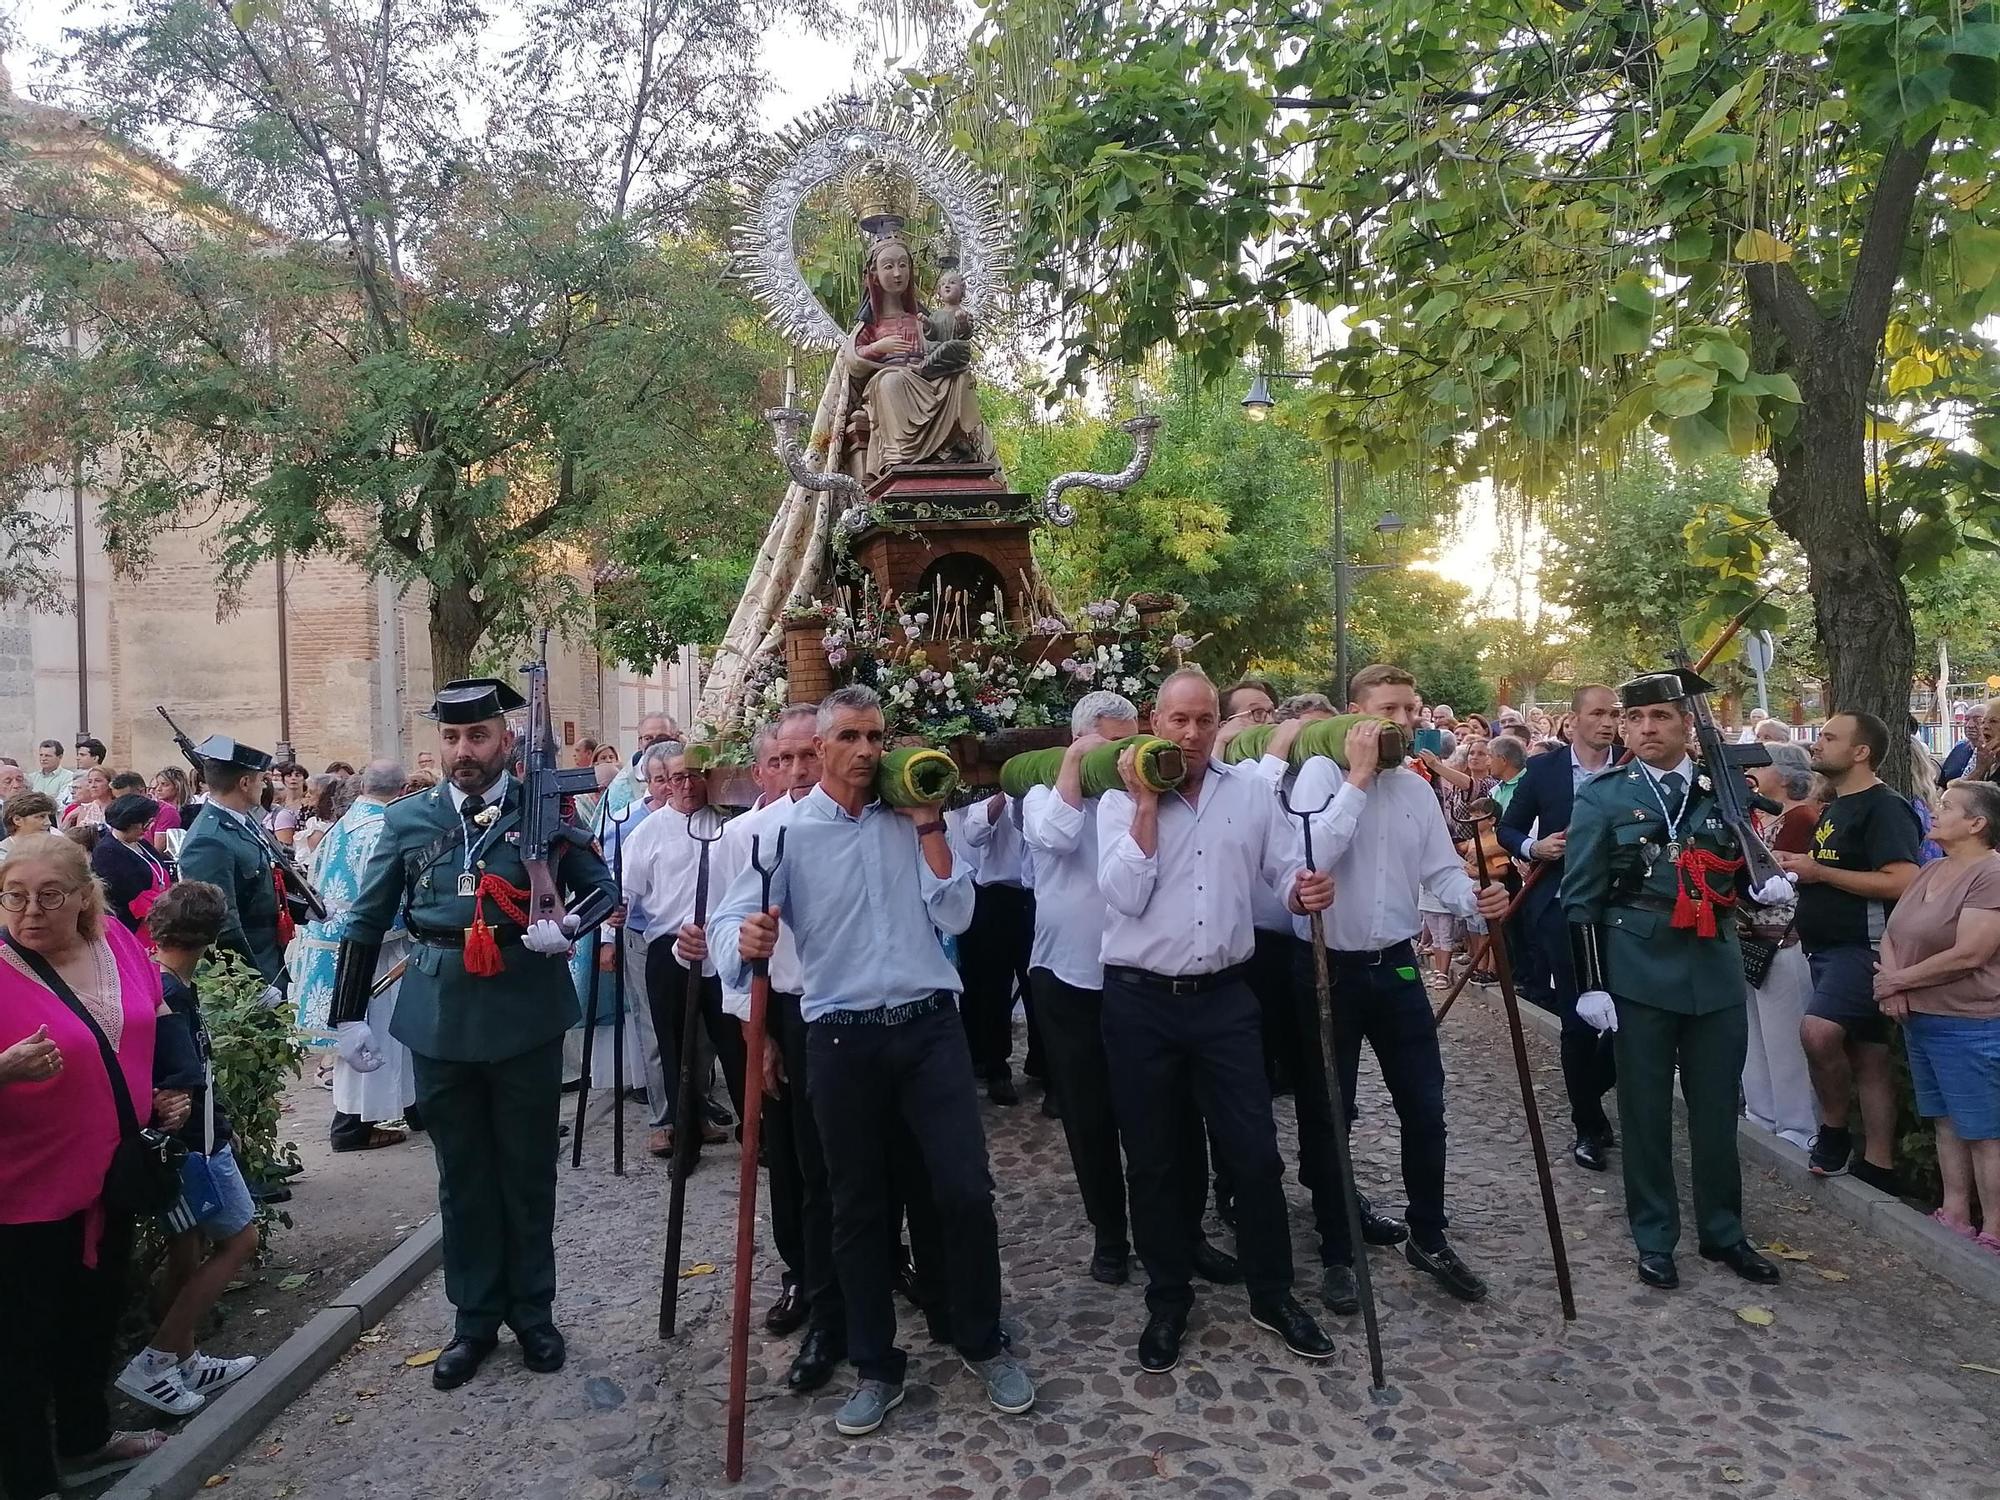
[385, 788, 428, 809]
[1584, 762, 1631, 784]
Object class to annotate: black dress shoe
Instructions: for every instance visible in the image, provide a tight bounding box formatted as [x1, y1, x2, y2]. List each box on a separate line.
[988, 1073, 1020, 1106]
[1192, 1237, 1242, 1285]
[1357, 1195, 1410, 1247]
[1406, 1238, 1488, 1302]
[1214, 1189, 1239, 1231]
[891, 1246, 920, 1306]
[1700, 1241, 1782, 1284]
[1571, 1134, 1609, 1172]
[1320, 1263, 1360, 1315]
[1637, 1252, 1680, 1289]
[1090, 1245, 1130, 1285]
[765, 1280, 808, 1336]
[1137, 1312, 1185, 1373]
[431, 1336, 498, 1390]
[1249, 1295, 1336, 1360]
[785, 1327, 844, 1393]
[1041, 1093, 1061, 1120]
[517, 1324, 566, 1373]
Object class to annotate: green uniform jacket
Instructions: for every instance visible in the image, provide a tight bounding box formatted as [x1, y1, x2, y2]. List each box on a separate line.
[177, 802, 287, 984]
[1559, 762, 1750, 1015]
[343, 778, 618, 1064]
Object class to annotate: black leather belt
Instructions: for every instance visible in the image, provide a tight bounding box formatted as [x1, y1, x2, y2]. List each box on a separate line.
[1327, 939, 1419, 967]
[1609, 895, 1678, 916]
[1105, 963, 1248, 996]
[407, 923, 522, 951]
[811, 993, 948, 1027]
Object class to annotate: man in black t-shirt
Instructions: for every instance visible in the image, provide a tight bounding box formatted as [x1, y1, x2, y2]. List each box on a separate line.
[1774, 711, 1921, 1188]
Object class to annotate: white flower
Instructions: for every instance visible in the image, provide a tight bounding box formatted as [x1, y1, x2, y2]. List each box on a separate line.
[1122, 676, 1141, 694]
[904, 624, 921, 639]
[915, 612, 931, 625]
[1171, 633, 1195, 651]
[979, 611, 996, 627]
[998, 696, 1018, 719]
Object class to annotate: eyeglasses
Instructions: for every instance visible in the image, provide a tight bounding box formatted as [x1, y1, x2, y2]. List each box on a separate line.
[0, 886, 77, 912]
[658, 772, 700, 787]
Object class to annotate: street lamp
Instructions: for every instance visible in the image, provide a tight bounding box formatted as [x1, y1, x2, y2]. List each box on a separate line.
[1241, 369, 1404, 696]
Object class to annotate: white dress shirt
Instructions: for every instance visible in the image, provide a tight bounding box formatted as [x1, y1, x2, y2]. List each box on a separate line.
[619, 800, 723, 973]
[1097, 757, 1307, 976]
[713, 793, 807, 1019]
[1021, 783, 1111, 989]
[1292, 757, 1485, 951]
[1244, 755, 1299, 933]
[963, 794, 1030, 887]
[445, 771, 510, 818]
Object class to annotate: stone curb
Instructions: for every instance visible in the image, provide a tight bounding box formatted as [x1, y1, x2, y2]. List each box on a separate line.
[1504, 993, 2000, 1308]
[102, 1215, 444, 1500]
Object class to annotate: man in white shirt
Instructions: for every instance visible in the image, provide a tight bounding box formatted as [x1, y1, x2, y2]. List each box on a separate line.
[625, 742, 742, 1168]
[1096, 668, 1336, 1374]
[959, 786, 1039, 1106]
[708, 707, 836, 1388]
[1023, 690, 1237, 1293]
[1291, 664, 1509, 1311]
[28, 740, 74, 805]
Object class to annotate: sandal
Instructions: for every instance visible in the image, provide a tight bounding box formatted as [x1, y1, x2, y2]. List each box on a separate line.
[331, 1126, 407, 1153]
[1977, 1231, 2000, 1257]
[61, 1430, 168, 1485]
[1930, 1208, 1978, 1240]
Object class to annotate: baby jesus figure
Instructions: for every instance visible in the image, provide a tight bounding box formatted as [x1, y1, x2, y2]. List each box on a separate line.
[920, 269, 974, 378]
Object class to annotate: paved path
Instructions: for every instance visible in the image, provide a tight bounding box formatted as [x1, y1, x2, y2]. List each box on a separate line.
[217, 991, 2000, 1500]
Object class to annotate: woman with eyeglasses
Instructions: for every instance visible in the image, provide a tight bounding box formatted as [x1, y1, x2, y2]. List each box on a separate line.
[0, 834, 192, 1494]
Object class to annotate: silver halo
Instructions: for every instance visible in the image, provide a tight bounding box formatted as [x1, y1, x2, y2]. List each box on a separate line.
[734, 97, 1011, 350]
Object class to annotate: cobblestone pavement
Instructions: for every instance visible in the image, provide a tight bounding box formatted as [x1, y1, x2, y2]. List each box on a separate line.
[221, 990, 2000, 1500]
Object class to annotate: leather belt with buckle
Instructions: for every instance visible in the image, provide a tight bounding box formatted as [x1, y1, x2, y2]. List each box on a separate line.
[812, 993, 948, 1028]
[1105, 964, 1249, 996]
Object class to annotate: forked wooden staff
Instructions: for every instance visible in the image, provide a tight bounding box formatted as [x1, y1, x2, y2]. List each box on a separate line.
[1432, 591, 1772, 1027]
[1278, 780, 1386, 1389]
[1465, 797, 1576, 1321]
[572, 798, 640, 1170]
[660, 803, 726, 1338]
[726, 829, 784, 1483]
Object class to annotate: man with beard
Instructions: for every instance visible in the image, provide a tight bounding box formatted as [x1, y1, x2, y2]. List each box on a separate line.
[327, 679, 618, 1390]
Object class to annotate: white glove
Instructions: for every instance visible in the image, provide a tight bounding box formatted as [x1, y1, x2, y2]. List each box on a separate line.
[335, 1021, 385, 1073]
[559, 913, 582, 936]
[255, 983, 288, 1012]
[1575, 990, 1619, 1034]
[522, 919, 571, 955]
[1749, 873, 1798, 907]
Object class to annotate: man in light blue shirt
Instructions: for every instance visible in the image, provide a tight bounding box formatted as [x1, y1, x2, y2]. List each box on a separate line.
[711, 684, 1032, 1439]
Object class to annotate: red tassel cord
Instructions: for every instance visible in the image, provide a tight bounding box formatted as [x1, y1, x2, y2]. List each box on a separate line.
[464, 873, 534, 978]
[271, 868, 296, 946]
[1669, 847, 1745, 939]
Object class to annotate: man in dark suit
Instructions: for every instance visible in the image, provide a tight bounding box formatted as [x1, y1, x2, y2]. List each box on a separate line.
[328, 678, 618, 1391]
[1498, 684, 1622, 1171]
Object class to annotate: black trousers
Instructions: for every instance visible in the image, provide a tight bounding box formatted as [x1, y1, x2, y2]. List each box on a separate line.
[959, 883, 1036, 1080]
[1527, 883, 1616, 1139]
[1033, 967, 1209, 1258]
[1298, 940, 1451, 1261]
[0, 1214, 128, 1499]
[764, 990, 833, 1324]
[1102, 973, 1293, 1316]
[645, 946, 747, 1151]
[807, 1003, 1004, 1383]
[414, 1039, 564, 1341]
[1247, 926, 1302, 1096]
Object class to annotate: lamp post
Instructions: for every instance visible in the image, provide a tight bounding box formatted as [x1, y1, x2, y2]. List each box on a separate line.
[1244, 371, 1405, 697]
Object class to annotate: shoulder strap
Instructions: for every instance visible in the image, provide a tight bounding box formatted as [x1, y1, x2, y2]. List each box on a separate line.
[5, 939, 143, 1140]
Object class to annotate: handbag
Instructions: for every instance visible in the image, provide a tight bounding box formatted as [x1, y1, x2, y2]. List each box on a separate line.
[7, 940, 188, 1216]
[1738, 934, 1780, 989]
[162, 1060, 222, 1235]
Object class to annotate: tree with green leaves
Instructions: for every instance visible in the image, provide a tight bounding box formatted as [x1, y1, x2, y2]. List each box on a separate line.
[948, 0, 2000, 786]
[0, 0, 796, 681]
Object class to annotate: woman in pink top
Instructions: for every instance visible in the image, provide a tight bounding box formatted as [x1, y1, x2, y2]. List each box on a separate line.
[0, 834, 187, 1494]
[1876, 782, 2000, 1251]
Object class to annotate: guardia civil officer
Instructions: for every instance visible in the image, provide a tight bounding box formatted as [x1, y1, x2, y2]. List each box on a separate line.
[177, 737, 290, 1000]
[327, 679, 617, 1388]
[1561, 671, 1790, 1290]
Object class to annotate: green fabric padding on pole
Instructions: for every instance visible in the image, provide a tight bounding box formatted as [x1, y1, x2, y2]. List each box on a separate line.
[876, 746, 961, 806]
[1219, 714, 1410, 771]
[999, 735, 1185, 800]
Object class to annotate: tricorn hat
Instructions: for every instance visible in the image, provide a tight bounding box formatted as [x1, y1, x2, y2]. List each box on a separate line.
[1618, 672, 1691, 710]
[191, 734, 274, 773]
[424, 678, 527, 724]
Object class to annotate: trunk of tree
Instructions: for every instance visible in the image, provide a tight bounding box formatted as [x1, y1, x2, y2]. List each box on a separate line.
[428, 579, 488, 689]
[1766, 338, 1915, 792]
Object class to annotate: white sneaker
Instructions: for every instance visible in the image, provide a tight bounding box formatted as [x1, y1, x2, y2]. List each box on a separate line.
[115, 1353, 204, 1417]
[179, 1350, 258, 1397]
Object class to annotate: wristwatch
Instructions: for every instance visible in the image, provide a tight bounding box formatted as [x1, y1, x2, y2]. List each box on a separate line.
[915, 819, 946, 839]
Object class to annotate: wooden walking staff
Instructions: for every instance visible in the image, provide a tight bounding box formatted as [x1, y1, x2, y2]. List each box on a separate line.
[726, 829, 784, 1483]
[660, 802, 725, 1338]
[1466, 798, 1576, 1321]
[1278, 782, 1387, 1390]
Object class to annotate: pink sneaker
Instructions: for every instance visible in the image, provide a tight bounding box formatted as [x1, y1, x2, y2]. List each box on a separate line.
[1930, 1208, 1978, 1240]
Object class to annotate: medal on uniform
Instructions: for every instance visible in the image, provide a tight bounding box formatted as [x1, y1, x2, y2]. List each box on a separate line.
[458, 871, 478, 897]
[1666, 840, 1682, 863]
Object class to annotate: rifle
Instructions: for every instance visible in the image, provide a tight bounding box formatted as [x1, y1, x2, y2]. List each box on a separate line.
[157, 705, 328, 924]
[1669, 636, 1785, 892]
[517, 630, 604, 928]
